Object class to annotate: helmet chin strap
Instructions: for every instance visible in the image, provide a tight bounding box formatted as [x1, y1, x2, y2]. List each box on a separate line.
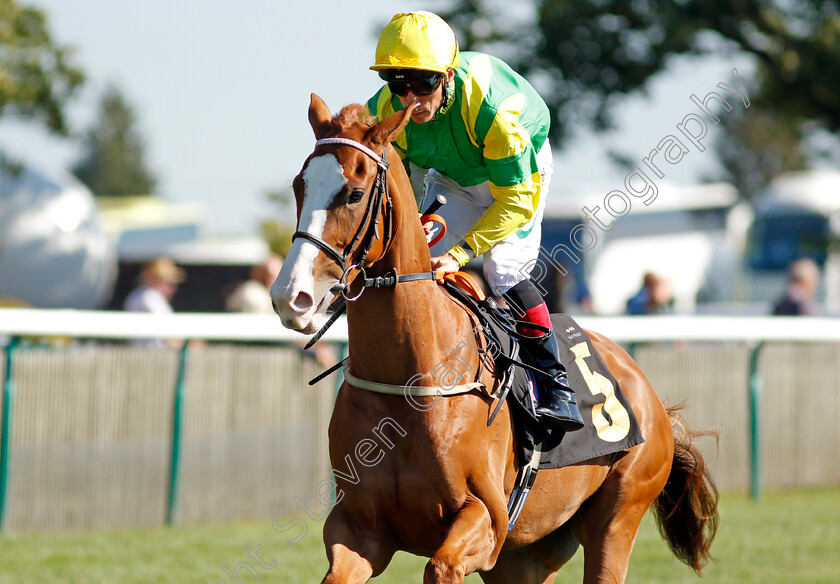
[436, 75, 456, 116]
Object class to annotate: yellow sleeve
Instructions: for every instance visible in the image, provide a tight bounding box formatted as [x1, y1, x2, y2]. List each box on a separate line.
[452, 80, 543, 260]
[448, 174, 541, 262]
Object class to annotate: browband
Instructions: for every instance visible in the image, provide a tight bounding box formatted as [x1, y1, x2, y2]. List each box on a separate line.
[315, 138, 388, 169]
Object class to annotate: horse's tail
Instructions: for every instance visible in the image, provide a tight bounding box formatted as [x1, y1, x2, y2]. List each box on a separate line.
[652, 405, 720, 574]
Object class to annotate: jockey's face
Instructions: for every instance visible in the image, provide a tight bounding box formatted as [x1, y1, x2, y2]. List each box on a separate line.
[396, 69, 454, 124]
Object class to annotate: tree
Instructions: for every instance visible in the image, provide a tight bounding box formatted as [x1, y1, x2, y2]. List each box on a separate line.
[711, 106, 808, 200]
[261, 186, 296, 258]
[0, 0, 84, 135]
[438, 0, 840, 147]
[72, 85, 157, 196]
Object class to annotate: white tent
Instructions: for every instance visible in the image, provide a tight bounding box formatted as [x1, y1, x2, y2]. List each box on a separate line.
[0, 164, 117, 308]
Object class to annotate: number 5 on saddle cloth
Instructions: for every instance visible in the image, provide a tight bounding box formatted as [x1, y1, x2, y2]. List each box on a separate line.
[438, 281, 645, 530]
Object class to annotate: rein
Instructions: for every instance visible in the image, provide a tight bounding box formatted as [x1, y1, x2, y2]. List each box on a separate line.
[293, 136, 437, 302]
[296, 136, 440, 350]
[296, 136, 496, 400]
[292, 137, 391, 278]
[302, 268, 440, 350]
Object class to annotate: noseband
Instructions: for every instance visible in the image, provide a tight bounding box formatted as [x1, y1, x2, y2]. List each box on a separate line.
[292, 137, 393, 293]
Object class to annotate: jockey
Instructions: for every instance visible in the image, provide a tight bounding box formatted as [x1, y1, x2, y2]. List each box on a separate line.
[367, 11, 584, 432]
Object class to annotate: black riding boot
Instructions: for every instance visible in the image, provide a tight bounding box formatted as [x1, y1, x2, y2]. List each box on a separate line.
[520, 331, 585, 432]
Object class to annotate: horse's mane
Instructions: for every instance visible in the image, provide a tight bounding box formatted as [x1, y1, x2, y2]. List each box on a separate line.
[333, 103, 377, 130]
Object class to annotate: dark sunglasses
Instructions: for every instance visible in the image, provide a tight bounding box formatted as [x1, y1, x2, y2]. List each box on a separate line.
[385, 73, 444, 97]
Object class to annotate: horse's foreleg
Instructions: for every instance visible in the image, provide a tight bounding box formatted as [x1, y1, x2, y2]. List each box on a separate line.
[321, 506, 393, 584]
[424, 496, 506, 584]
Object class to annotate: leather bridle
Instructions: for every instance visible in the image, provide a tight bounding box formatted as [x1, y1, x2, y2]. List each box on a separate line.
[291, 137, 395, 300]
[293, 136, 441, 351]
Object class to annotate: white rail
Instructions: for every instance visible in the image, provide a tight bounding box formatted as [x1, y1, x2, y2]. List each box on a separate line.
[576, 315, 840, 343]
[0, 308, 345, 343]
[1, 308, 839, 343]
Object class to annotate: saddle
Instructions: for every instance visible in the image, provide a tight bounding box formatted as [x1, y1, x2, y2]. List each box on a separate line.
[438, 275, 645, 530]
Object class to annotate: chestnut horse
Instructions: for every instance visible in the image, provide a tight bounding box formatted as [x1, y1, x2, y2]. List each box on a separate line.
[271, 94, 718, 584]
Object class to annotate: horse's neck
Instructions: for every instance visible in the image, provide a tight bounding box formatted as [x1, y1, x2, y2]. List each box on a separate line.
[345, 171, 476, 387]
[347, 282, 475, 387]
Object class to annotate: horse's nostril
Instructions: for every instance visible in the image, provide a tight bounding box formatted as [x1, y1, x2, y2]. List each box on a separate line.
[292, 292, 314, 312]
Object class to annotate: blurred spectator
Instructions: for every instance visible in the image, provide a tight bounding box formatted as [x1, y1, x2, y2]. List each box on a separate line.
[225, 253, 283, 315]
[626, 272, 674, 315]
[772, 258, 821, 316]
[572, 278, 593, 314]
[124, 257, 185, 347]
[124, 257, 185, 314]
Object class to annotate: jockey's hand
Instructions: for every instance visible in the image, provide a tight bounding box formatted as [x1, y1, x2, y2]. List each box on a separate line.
[419, 213, 437, 245]
[431, 253, 460, 274]
[421, 220, 433, 239]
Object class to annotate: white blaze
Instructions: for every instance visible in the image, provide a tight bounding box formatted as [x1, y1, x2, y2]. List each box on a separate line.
[271, 154, 346, 330]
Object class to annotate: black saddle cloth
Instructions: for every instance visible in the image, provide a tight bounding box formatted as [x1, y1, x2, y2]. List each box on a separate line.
[493, 313, 645, 470]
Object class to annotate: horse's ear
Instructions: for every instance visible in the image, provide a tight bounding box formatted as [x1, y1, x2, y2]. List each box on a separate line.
[308, 93, 333, 139]
[366, 102, 415, 148]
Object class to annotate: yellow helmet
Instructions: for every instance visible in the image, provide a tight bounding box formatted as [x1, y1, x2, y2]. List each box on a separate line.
[371, 11, 460, 74]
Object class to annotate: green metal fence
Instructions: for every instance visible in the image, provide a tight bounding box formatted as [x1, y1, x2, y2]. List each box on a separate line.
[2, 311, 840, 532]
[0, 341, 337, 532]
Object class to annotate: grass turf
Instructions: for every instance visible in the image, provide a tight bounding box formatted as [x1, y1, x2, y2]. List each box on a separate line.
[0, 489, 837, 583]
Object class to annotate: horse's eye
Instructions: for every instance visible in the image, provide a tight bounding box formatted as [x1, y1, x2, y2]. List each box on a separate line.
[348, 188, 365, 204]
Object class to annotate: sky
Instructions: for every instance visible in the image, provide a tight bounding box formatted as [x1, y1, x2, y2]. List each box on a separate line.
[3, 1, 753, 236]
